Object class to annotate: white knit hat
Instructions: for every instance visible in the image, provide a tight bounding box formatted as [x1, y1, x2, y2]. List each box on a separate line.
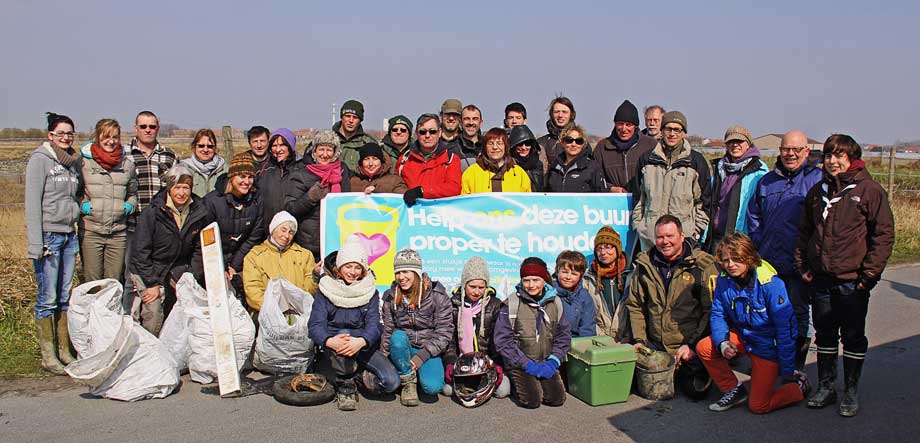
[336, 234, 369, 270]
[269, 211, 297, 235]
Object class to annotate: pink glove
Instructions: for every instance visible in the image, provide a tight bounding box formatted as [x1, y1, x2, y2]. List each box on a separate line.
[494, 364, 504, 387]
[445, 363, 454, 384]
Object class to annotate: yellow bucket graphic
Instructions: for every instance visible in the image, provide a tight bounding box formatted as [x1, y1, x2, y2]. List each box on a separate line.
[337, 203, 400, 284]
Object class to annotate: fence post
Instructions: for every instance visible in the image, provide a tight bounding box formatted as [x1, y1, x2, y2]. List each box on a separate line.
[888, 146, 896, 199]
[221, 125, 234, 159]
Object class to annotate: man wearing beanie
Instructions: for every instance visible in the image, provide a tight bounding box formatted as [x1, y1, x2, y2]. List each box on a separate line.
[594, 99, 658, 195]
[493, 257, 571, 409]
[242, 210, 317, 314]
[381, 114, 413, 166]
[303, 98, 380, 172]
[350, 142, 407, 194]
[583, 226, 630, 341]
[632, 110, 712, 250]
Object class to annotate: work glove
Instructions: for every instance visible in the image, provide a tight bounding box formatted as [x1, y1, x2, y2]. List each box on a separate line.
[856, 275, 878, 293]
[80, 201, 92, 215]
[523, 360, 540, 377]
[403, 186, 423, 207]
[535, 358, 560, 379]
[124, 202, 134, 216]
[307, 182, 329, 202]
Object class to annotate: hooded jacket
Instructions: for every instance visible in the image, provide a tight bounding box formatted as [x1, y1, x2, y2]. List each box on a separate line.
[626, 241, 717, 354]
[255, 147, 302, 232]
[710, 261, 797, 376]
[444, 287, 503, 366]
[632, 140, 712, 250]
[380, 275, 454, 366]
[554, 280, 597, 337]
[794, 166, 894, 282]
[545, 149, 606, 193]
[303, 121, 380, 173]
[460, 162, 532, 194]
[493, 283, 572, 369]
[582, 269, 630, 341]
[25, 142, 82, 259]
[242, 240, 318, 312]
[79, 142, 139, 235]
[702, 154, 769, 252]
[350, 163, 408, 194]
[746, 158, 823, 276]
[395, 140, 462, 199]
[194, 185, 265, 274]
[594, 131, 657, 192]
[130, 189, 209, 289]
[284, 159, 352, 258]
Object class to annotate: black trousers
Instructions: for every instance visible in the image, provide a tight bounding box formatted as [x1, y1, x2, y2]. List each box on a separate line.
[508, 368, 565, 409]
[811, 278, 870, 359]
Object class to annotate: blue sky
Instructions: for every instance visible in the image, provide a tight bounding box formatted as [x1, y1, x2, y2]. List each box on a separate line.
[2, 0, 918, 144]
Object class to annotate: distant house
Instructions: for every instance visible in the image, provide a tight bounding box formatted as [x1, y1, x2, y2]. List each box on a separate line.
[705, 139, 725, 148]
[752, 133, 823, 150]
[900, 146, 920, 153]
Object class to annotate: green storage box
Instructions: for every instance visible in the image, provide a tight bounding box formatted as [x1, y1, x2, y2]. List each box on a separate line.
[566, 336, 637, 406]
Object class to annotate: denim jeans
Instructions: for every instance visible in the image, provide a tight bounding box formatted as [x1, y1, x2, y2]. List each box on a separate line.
[122, 229, 137, 313]
[389, 329, 445, 395]
[327, 329, 399, 393]
[779, 273, 811, 339]
[33, 231, 79, 319]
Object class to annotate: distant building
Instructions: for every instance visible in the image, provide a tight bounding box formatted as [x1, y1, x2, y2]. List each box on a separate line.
[752, 133, 823, 150]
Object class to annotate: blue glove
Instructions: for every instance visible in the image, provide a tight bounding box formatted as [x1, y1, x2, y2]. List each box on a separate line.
[524, 360, 540, 377]
[80, 201, 92, 215]
[124, 202, 134, 215]
[535, 357, 561, 379]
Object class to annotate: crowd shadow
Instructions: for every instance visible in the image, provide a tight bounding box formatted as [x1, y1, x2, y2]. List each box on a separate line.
[606, 334, 920, 442]
[887, 280, 920, 301]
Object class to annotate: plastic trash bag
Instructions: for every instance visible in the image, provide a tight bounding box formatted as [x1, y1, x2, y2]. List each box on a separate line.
[158, 274, 197, 371]
[65, 279, 179, 401]
[253, 278, 315, 374]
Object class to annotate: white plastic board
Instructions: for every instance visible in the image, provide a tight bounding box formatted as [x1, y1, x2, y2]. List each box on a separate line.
[199, 222, 242, 396]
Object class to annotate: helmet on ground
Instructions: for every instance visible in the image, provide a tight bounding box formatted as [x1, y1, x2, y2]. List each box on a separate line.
[452, 352, 498, 408]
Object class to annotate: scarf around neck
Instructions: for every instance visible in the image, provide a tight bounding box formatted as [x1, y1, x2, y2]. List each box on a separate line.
[306, 161, 343, 192]
[45, 142, 80, 169]
[610, 131, 639, 151]
[318, 272, 376, 308]
[91, 142, 123, 170]
[165, 194, 190, 229]
[186, 154, 225, 177]
[715, 147, 761, 232]
[458, 296, 484, 354]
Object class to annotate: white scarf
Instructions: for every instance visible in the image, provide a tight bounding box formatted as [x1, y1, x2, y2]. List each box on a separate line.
[821, 183, 857, 220]
[318, 271, 377, 308]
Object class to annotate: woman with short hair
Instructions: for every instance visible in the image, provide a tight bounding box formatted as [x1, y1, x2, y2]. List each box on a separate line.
[181, 129, 227, 198]
[545, 124, 605, 193]
[461, 127, 532, 194]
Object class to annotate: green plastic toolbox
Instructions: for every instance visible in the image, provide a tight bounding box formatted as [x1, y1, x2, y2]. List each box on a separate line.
[566, 335, 637, 406]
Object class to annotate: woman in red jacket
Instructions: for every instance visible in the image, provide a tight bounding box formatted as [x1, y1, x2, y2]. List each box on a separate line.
[395, 114, 461, 206]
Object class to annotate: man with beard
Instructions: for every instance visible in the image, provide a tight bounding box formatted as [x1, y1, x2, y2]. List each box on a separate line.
[642, 105, 665, 140]
[440, 99, 462, 152]
[381, 115, 413, 171]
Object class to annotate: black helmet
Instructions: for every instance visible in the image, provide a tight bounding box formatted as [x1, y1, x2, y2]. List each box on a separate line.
[452, 352, 498, 408]
[509, 125, 538, 148]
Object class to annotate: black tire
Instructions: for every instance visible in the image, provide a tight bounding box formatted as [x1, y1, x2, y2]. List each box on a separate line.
[272, 375, 335, 406]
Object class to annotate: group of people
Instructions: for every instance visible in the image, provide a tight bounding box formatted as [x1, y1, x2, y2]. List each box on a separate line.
[25, 96, 893, 416]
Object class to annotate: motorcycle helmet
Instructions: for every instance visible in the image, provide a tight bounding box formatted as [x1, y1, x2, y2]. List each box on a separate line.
[452, 352, 499, 408]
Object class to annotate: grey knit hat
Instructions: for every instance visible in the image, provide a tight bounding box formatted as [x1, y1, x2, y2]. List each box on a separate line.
[311, 130, 341, 162]
[393, 248, 423, 279]
[461, 256, 489, 288]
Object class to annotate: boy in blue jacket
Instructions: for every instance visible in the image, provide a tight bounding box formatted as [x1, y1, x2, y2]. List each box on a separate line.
[553, 250, 597, 337]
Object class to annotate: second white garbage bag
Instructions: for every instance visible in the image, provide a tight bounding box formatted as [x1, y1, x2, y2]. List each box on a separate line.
[253, 278, 315, 374]
[65, 279, 179, 401]
[177, 273, 256, 384]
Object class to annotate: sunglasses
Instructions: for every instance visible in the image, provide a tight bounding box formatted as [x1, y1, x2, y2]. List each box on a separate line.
[138, 124, 158, 130]
[196, 143, 216, 149]
[50, 131, 75, 138]
[390, 127, 408, 133]
[515, 141, 535, 149]
[417, 129, 439, 136]
[563, 137, 585, 145]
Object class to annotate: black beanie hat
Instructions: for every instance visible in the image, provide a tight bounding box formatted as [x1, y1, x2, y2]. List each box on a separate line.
[341, 99, 365, 121]
[613, 100, 640, 126]
[388, 115, 413, 134]
[358, 143, 385, 163]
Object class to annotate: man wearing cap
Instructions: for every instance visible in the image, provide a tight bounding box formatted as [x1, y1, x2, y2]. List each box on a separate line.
[440, 99, 463, 152]
[381, 115, 413, 168]
[747, 130, 823, 372]
[642, 105, 665, 140]
[701, 125, 768, 253]
[594, 100, 658, 195]
[632, 110, 712, 251]
[304, 99, 379, 172]
[456, 105, 484, 172]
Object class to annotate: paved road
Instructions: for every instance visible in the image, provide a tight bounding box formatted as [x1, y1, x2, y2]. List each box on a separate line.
[2, 265, 919, 443]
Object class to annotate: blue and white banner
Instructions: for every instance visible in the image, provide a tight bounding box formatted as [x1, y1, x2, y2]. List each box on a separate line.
[321, 193, 634, 296]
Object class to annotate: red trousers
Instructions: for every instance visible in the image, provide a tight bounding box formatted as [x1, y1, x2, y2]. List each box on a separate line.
[696, 332, 803, 414]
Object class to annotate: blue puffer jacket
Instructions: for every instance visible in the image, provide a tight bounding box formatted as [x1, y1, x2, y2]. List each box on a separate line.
[709, 261, 797, 376]
[746, 159, 822, 275]
[307, 288, 382, 350]
[553, 280, 597, 338]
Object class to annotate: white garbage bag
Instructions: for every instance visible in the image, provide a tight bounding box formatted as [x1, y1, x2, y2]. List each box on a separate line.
[253, 278, 315, 374]
[178, 274, 255, 384]
[158, 274, 196, 371]
[65, 279, 179, 401]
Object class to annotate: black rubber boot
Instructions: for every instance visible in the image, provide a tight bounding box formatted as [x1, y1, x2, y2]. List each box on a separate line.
[807, 352, 838, 408]
[839, 357, 863, 417]
[795, 337, 811, 372]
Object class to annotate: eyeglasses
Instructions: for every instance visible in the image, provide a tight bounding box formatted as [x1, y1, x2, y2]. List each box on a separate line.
[390, 127, 408, 133]
[138, 124, 158, 130]
[562, 136, 585, 145]
[50, 131, 75, 138]
[779, 146, 807, 154]
[196, 143, 216, 150]
[662, 126, 684, 134]
[417, 129, 438, 136]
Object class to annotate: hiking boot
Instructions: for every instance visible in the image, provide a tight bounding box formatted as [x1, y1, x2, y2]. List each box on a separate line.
[336, 386, 358, 411]
[55, 311, 77, 365]
[36, 317, 66, 375]
[839, 356, 863, 417]
[808, 352, 838, 408]
[399, 372, 419, 407]
[358, 370, 379, 395]
[709, 384, 748, 412]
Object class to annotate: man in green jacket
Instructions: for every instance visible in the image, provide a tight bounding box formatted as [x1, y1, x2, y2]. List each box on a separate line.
[304, 99, 379, 172]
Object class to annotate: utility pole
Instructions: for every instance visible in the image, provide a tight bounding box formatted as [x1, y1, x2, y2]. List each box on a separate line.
[331, 103, 336, 126]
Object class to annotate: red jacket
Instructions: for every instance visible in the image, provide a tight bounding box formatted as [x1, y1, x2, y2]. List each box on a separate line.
[395, 142, 461, 198]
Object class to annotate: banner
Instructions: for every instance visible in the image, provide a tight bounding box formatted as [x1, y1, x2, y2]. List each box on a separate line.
[321, 192, 634, 296]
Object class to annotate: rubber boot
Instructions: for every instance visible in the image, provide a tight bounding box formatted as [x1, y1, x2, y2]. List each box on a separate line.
[807, 352, 838, 408]
[36, 317, 66, 375]
[839, 357, 863, 417]
[335, 380, 358, 411]
[399, 372, 419, 407]
[794, 337, 811, 372]
[55, 311, 77, 365]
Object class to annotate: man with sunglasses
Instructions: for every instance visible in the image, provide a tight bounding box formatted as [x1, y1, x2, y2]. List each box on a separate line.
[304, 99, 379, 172]
[594, 100, 657, 196]
[382, 115, 413, 171]
[747, 130, 823, 373]
[123, 111, 176, 313]
[395, 114, 462, 206]
[632, 111, 712, 251]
